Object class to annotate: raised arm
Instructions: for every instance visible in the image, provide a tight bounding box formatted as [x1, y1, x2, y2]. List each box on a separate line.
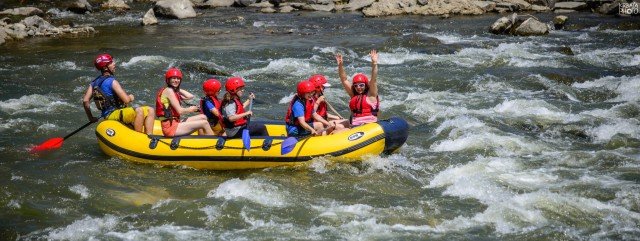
[336, 53, 354, 97]
[179, 89, 195, 100]
[368, 49, 378, 98]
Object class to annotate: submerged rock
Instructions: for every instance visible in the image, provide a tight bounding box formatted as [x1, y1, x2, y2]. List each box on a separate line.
[553, 15, 568, 29]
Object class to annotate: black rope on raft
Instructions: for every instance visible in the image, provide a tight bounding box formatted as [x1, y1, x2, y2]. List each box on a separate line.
[154, 139, 285, 150]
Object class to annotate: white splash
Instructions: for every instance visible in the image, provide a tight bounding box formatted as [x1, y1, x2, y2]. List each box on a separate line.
[69, 184, 90, 199]
[0, 94, 74, 115]
[207, 178, 288, 207]
[46, 215, 120, 240]
[120, 55, 170, 68]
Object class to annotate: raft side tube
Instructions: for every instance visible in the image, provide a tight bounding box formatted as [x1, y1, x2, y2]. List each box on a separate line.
[378, 116, 409, 154]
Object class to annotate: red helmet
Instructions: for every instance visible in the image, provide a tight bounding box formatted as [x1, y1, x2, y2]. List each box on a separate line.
[352, 73, 369, 85]
[94, 53, 113, 70]
[225, 77, 245, 94]
[203, 78, 221, 95]
[308, 74, 330, 92]
[297, 81, 315, 96]
[165, 68, 183, 82]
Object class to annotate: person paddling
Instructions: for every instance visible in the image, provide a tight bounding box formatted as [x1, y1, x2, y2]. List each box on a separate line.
[285, 81, 331, 137]
[308, 74, 348, 134]
[221, 77, 267, 138]
[82, 53, 155, 135]
[335, 50, 380, 126]
[200, 78, 225, 136]
[156, 68, 213, 137]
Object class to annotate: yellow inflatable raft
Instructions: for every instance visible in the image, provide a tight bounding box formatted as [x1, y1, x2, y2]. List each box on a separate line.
[95, 117, 409, 170]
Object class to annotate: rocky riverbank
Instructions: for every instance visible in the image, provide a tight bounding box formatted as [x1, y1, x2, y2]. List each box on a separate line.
[0, 0, 638, 46]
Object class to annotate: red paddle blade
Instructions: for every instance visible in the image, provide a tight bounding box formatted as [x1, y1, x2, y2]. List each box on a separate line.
[30, 137, 64, 153]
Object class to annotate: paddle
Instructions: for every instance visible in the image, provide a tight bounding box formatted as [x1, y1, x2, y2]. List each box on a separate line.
[242, 98, 253, 151]
[280, 126, 330, 155]
[325, 100, 344, 120]
[30, 120, 97, 153]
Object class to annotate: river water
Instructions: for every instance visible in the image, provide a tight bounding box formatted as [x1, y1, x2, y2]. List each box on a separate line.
[1, 5, 639, 240]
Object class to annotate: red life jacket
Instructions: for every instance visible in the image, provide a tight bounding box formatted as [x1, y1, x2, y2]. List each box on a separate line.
[315, 97, 328, 119]
[349, 94, 379, 118]
[155, 87, 182, 121]
[222, 98, 247, 128]
[285, 96, 314, 126]
[200, 95, 222, 126]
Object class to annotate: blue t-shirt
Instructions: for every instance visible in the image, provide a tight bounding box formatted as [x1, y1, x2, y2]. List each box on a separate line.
[286, 100, 311, 135]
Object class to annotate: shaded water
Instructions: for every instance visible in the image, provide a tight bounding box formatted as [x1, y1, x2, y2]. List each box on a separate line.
[1, 6, 640, 240]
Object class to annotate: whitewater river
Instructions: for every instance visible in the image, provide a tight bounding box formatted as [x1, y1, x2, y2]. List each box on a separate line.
[1, 5, 639, 240]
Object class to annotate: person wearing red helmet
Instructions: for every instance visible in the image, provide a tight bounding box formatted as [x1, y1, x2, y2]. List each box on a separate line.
[285, 81, 330, 136]
[308, 74, 349, 134]
[221, 77, 267, 138]
[335, 49, 380, 126]
[200, 78, 225, 136]
[82, 53, 155, 134]
[155, 67, 213, 137]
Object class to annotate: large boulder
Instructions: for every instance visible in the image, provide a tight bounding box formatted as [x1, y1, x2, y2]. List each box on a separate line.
[67, 0, 93, 14]
[513, 17, 549, 35]
[303, 3, 336, 11]
[5, 23, 28, 39]
[142, 8, 158, 25]
[363, 0, 419, 17]
[343, 0, 376, 11]
[554, 1, 588, 10]
[236, 0, 257, 7]
[0, 28, 7, 45]
[21, 16, 55, 32]
[0, 7, 44, 16]
[194, 0, 235, 8]
[154, 0, 197, 19]
[414, 0, 485, 15]
[489, 16, 514, 34]
[102, 0, 131, 10]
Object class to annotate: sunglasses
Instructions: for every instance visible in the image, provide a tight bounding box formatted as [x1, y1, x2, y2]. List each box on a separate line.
[354, 83, 366, 88]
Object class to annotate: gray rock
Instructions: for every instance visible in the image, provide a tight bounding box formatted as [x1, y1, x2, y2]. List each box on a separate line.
[363, 0, 419, 17]
[250, 1, 274, 8]
[553, 15, 568, 29]
[554, 1, 587, 10]
[102, 0, 131, 10]
[67, 0, 93, 14]
[418, 0, 429, 5]
[279, 5, 295, 12]
[0, 7, 44, 16]
[0, 28, 6, 45]
[514, 17, 549, 36]
[530, 4, 550, 12]
[490, 16, 513, 34]
[554, 9, 575, 13]
[309, 0, 332, 4]
[7, 23, 28, 39]
[343, 0, 375, 11]
[495, 2, 519, 11]
[154, 0, 197, 19]
[473, 1, 496, 11]
[236, 0, 257, 7]
[261, 7, 277, 12]
[303, 3, 335, 11]
[21, 16, 55, 33]
[142, 8, 158, 25]
[195, 0, 235, 8]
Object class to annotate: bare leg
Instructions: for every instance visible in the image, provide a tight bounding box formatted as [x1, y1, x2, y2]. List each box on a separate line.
[133, 107, 144, 133]
[144, 107, 155, 135]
